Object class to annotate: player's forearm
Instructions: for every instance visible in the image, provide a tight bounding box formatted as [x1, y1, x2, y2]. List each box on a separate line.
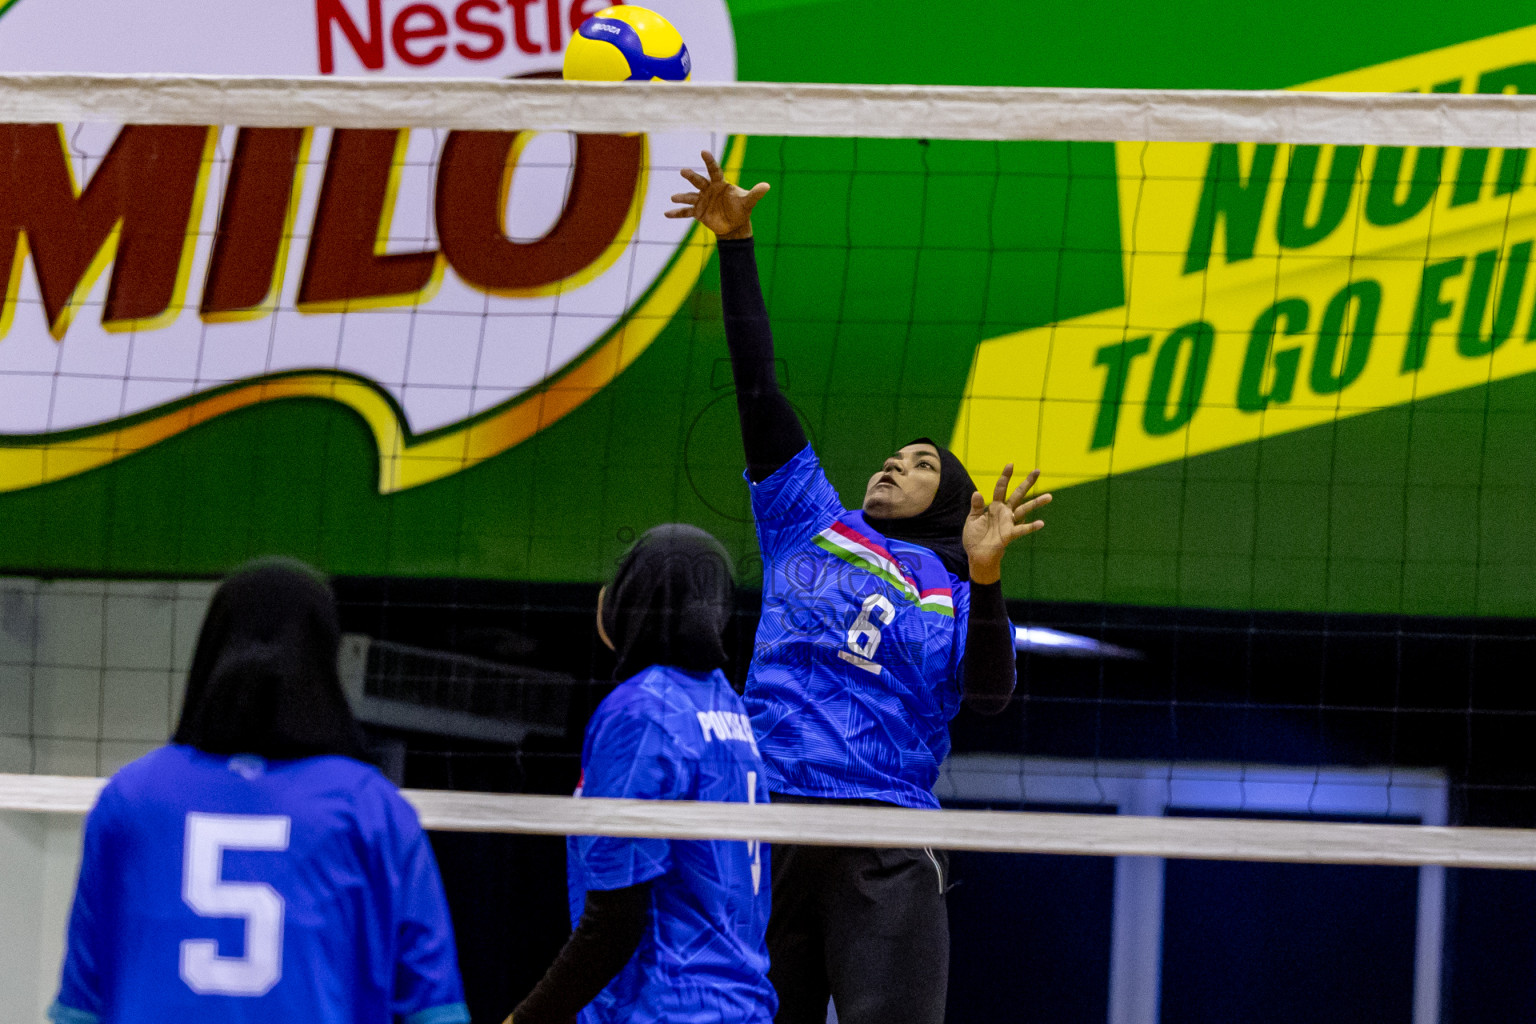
[717, 237, 808, 482]
[510, 883, 650, 1024]
[962, 582, 1016, 715]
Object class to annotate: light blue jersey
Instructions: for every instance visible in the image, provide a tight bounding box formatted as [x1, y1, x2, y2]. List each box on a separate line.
[570, 665, 775, 1024]
[745, 444, 971, 809]
[51, 745, 467, 1024]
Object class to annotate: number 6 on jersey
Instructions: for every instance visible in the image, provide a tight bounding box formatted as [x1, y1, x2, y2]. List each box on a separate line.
[841, 593, 895, 674]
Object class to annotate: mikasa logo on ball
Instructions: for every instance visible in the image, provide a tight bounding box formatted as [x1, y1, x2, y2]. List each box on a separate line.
[0, 0, 737, 494]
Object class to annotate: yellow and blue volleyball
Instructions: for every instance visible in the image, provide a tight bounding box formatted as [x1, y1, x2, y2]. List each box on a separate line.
[563, 6, 691, 82]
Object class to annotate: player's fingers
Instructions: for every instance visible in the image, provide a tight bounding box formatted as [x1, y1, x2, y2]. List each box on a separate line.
[680, 167, 710, 189]
[992, 462, 1014, 504]
[1013, 493, 1052, 521]
[1014, 491, 1052, 515]
[1013, 491, 1050, 515]
[671, 192, 700, 204]
[969, 490, 986, 514]
[702, 150, 724, 181]
[743, 182, 771, 209]
[1006, 468, 1042, 508]
[663, 208, 694, 218]
[1012, 519, 1046, 538]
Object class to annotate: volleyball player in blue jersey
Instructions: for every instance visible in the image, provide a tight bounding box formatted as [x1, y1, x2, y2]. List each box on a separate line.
[508, 525, 774, 1024]
[50, 560, 468, 1024]
[668, 153, 1050, 1024]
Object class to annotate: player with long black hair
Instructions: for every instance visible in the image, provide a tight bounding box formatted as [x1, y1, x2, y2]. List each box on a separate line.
[667, 153, 1051, 1024]
[50, 559, 468, 1024]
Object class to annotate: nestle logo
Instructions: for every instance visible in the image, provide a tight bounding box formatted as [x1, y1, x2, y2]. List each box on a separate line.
[316, 0, 612, 74]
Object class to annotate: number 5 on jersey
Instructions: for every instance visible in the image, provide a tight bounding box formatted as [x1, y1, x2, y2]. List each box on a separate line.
[181, 813, 291, 997]
[841, 593, 895, 674]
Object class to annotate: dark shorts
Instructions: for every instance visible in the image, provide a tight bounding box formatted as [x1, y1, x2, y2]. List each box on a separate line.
[767, 796, 949, 1024]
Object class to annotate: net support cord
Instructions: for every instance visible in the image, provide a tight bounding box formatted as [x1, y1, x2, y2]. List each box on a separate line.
[3, 773, 1533, 870]
[2, 74, 1536, 146]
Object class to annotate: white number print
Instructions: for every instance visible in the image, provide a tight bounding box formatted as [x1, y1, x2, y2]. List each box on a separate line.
[180, 813, 291, 997]
[841, 593, 895, 674]
[745, 770, 762, 895]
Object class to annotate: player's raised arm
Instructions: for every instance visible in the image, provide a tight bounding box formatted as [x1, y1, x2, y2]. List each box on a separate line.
[960, 464, 1052, 715]
[667, 150, 805, 482]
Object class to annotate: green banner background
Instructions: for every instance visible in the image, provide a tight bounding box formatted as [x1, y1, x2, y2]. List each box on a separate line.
[2, 0, 1534, 619]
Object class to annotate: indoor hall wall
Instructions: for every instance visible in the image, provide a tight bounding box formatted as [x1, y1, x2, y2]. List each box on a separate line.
[0, 810, 84, 1024]
[0, 577, 213, 1023]
[0, 578, 214, 776]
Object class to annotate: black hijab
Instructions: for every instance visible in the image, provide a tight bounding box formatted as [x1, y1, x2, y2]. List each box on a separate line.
[863, 436, 975, 581]
[173, 559, 367, 761]
[602, 524, 735, 681]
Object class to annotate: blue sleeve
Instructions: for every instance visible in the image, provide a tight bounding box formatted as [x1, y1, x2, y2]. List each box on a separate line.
[385, 795, 470, 1024]
[747, 444, 846, 561]
[949, 579, 972, 697]
[50, 787, 122, 1024]
[572, 697, 684, 891]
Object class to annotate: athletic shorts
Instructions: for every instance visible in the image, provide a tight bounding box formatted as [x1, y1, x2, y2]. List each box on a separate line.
[766, 795, 949, 1024]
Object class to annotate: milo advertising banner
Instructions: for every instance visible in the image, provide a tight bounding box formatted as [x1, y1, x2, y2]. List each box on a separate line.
[0, 0, 1532, 619]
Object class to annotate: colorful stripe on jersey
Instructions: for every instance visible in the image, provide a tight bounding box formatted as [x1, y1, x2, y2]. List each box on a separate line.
[813, 520, 955, 616]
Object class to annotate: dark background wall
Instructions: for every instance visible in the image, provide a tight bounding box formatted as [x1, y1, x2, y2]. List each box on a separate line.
[334, 575, 1536, 1023]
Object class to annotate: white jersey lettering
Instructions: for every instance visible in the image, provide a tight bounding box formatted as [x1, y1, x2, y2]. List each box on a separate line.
[696, 711, 761, 755]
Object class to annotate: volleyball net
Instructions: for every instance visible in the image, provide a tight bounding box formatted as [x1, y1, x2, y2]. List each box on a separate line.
[0, 71, 1533, 840]
[1, 67, 1536, 1024]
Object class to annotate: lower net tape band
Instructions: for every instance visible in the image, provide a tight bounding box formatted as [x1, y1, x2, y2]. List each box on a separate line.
[3, 773, 1532, 870]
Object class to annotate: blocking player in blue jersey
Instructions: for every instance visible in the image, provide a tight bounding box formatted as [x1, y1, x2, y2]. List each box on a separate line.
[50, 559, 468, 1024]
[507, 525, 774, 1024]
[668, 154, 1051, 1024]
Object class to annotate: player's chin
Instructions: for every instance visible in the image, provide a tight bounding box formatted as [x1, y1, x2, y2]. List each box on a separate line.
[862, 492, 906, 518]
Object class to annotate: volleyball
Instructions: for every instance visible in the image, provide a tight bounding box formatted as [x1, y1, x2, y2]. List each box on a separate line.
[563, 6, 691, 82]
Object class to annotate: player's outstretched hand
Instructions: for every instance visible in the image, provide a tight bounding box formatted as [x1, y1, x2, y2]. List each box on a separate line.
[666, 150, 769, 240]
[962, 465, 1051, 585]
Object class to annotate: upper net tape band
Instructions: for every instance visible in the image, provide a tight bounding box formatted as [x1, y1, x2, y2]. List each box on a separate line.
[3, 773, 1531, 870]
[2, 74, 1536, 145]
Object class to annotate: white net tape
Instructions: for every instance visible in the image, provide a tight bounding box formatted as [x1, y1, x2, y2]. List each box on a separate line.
[0, 73, 1535, 144]
[4, 773, 1532, 870]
